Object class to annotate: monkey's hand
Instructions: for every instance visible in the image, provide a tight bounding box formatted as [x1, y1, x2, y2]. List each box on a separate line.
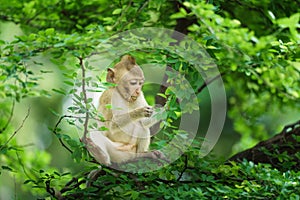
[143, 106, 154, 117]
[132, 106, 153, 118]
[113, 106, 153, 125]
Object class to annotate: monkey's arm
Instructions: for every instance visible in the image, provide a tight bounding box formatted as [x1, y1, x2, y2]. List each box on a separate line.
[112, 106, 153, 127]
[141, 117, 160, 128]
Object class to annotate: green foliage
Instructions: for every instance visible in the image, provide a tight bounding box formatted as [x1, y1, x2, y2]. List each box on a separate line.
[183, 0, 300, 149]
[31, 150, 300, 199]
[0, 0, 299, 199]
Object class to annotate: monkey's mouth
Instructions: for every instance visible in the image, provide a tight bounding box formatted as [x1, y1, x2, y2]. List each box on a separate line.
[131, 96, 138, 101]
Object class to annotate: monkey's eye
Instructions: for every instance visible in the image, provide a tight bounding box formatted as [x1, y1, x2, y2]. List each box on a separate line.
[130, 80, 138, 85]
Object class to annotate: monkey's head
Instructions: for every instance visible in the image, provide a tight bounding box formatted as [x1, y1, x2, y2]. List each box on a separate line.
[107, 55, 145, 102]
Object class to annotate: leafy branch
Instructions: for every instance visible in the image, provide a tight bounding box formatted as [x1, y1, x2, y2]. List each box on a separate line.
[51, 56, 91, 155]
[112, 0, 150, 32]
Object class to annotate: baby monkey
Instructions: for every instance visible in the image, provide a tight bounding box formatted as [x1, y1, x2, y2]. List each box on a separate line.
[85, 55, 167, 166]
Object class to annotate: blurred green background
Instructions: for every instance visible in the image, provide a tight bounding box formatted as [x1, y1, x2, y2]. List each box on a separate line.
[0, 1, 299, 197]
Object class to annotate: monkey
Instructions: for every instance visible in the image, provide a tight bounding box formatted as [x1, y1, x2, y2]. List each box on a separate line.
[85, 55, 167, 166]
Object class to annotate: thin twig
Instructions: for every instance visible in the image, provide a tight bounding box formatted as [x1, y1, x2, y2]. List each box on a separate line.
[177, 154, 188, 181]
[52, 115, 75, 154]
[0, 107, 30, 150]
[0, 101, 15, 134]
[52, 113, 104, 154]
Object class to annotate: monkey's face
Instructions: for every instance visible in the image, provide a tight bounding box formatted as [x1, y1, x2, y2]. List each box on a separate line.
[116, 66, 145, 103]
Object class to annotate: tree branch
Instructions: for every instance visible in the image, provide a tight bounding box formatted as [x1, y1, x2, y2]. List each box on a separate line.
[78, 57, 89, 143]
[197, 72, 225, 94]
[229, 120, 300, 170]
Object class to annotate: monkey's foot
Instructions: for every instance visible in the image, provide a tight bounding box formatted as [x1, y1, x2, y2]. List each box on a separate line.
[152, 150, 169, 163]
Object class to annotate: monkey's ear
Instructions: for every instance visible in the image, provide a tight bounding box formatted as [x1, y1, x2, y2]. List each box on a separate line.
[106, 68, 115, 83]
[121, 55, 136, 65]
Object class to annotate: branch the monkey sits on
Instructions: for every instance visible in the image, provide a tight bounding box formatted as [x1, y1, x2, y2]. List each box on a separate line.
[85, 55, 167, 166]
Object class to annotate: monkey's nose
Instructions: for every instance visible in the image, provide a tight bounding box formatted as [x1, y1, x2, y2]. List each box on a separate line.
[135, 89, 140, 95]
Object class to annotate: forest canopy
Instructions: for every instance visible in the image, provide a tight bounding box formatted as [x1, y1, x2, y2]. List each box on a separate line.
[0, 0, 299, 199]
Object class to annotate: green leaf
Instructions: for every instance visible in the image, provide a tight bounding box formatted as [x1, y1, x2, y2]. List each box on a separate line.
[105, 104, 112, 109]
[49, 108, 60, 117]
[64, 81, 74, 86]
[99, 126, 109, 131]
[52, 88, 66, 95]
[277, 13, 299, 28]
[45, 28, 55, 35]
[87, 98, 93, 103]
[157, 93, 166, 98]
[72, 148, 82, 162]
[131, 191, 139, 199]
[24, 179, 35, 184]
[112, 8, 122, 15]
[267, 10, 276, 21]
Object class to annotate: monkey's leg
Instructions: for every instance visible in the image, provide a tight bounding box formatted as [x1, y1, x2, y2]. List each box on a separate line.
[87, 132, 112, 165]
[116, 144, 136, 151]
[88, 131, 166, 164]
[136, 137, 150, 153]
[89, 131, 139, 163]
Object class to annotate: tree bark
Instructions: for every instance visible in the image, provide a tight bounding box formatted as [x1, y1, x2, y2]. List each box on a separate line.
[229, 120, 300, 171]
